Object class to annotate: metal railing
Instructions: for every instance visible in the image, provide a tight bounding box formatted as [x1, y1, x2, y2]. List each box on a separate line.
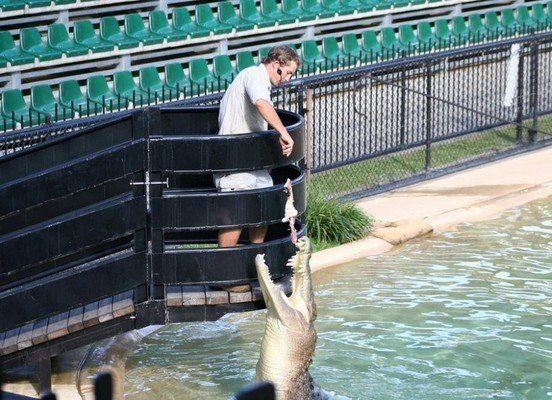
[2, 29, 552, 200]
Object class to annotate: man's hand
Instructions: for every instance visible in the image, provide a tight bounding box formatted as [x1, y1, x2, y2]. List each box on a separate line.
[280, 131, 294, 157]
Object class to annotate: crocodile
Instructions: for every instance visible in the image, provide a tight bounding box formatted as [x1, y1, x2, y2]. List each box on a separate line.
[255, 236, 325, 400]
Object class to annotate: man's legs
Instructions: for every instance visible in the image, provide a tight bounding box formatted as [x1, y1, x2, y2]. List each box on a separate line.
[218, 228, 242, 248]
[249, 226, 268, 244]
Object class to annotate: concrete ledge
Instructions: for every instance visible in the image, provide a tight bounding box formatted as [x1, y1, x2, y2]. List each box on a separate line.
[311, 147, 552, 274]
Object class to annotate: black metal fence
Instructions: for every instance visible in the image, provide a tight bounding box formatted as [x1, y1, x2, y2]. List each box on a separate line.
[288, 30, 552, 199]
[2, 30, 552, 200]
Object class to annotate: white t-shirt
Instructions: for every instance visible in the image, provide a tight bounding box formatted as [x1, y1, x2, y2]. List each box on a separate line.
[218, 64, 273, 135]
[213, 64, 274, 191]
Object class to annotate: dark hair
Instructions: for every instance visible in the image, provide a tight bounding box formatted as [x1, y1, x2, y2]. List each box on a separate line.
[262, 45, 301, 66]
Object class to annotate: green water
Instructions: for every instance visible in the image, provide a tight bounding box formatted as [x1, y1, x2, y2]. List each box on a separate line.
[125, 199, 552, 400]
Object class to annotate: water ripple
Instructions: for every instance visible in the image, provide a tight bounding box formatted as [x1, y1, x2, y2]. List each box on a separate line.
[125, 199, 551, 400]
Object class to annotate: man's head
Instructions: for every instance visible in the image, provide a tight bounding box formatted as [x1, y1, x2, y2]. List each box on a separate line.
[262, 45, 301, 86]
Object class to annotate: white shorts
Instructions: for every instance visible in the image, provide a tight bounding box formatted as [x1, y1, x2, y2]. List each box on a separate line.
[213, 170, 273, 192]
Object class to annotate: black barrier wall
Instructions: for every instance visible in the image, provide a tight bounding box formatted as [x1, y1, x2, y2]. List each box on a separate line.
[0, 105, 305, 369]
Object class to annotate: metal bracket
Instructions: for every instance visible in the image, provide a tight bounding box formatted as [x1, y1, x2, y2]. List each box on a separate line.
[131, 178, 169, 188]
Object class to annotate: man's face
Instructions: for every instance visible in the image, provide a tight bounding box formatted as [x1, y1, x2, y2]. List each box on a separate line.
[270, 61, 298, 86]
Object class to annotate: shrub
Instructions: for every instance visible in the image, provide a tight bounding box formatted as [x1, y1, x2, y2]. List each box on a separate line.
[305, 192, 373, 252]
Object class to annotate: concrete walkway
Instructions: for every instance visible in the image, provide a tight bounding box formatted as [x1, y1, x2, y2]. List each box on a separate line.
[311, 146, 552, 273]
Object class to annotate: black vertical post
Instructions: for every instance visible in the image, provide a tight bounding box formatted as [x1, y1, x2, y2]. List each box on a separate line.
[38, 358, 52, 395]
[94, 372, 113, 400]
[425, 62, 432, 172]
[399, 56, 407, 146]
[516, 45, 525, 143]
[528, 40, 539, 143]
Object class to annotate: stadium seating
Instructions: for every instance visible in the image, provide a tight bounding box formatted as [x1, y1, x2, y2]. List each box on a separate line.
[240, 0, 276, 28]
[1, 2, 551, 129]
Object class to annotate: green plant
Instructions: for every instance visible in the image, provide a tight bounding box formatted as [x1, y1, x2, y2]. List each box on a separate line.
[306, 190, 373, 252]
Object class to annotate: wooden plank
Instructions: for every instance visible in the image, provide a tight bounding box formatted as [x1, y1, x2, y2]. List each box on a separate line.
[112, 290, 134, 318]
[2, 328, 21, 355]
[67, 307, 84, 333]
[47, 312, 69, 340]
[97, 297, 113, 323]
[205, 287, 228, 305]
[83, 301, 100, 328]
[17, 322, 35, 350]
[182, 285, 206, 306]
[31, 318, 49, 345]
[166, 286, 182, 307]
[229, 290, 252, 304]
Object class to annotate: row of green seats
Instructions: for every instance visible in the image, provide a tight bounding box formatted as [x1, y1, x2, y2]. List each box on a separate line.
[0, 55, 255, 126]
[0, 0, 456, 66]
[299, 4, 552, 71]
[0, 0, 73, 12]
[1, 2, 551, 127]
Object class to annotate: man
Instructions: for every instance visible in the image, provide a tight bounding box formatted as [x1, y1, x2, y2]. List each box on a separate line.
[214, 45, 300, 251]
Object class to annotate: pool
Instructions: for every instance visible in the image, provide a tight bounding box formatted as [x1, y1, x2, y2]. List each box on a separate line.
[125, 199, 551, 400]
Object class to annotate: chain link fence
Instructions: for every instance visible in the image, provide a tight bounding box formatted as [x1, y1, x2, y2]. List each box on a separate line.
[280, 31, 552, 200]
[2, 31, 552, 200]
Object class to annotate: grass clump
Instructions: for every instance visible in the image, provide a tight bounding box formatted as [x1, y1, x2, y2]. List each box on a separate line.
[306, 192, 373, 252]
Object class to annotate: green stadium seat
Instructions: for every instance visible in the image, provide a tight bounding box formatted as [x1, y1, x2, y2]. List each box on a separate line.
[1, 89, 43, 127]
[164, 62, 192, 94]
[195, 4, 233, 35]
[236, 51, 256, 71]
[124, 13, 164, 45]
[139, 66, 175, 101]
[468, 14, 487, 42]
[374, 0, 392, 10]
[54, 0, 74, 5]
[361, 30, 382, 60]
[300, 40, 324, 72]
[531, 4, 548, 28]
[172, 7, 210, 38]
[516, 6, 537, 30]
[25, 0, 51, 8]
[31, 84, 73, 120]
[500, 9, 519, 35]
[484, 12, 505, 39]
[380, 27, 404, 58]
[0, 57, 6, 68]
[113, 70, 150, 104]
[87, 75, 127, 111]
[47, 23, 89, 57]
[451, 16, 469, 44]
[322, 0, 354, 15]
[213, 54, 237, 83]
[218, 1, 255, 31]
[359, 0, 376, 10]
[342, 0, 372, 13]
[434, 19, 454, 47]
[74, 20, 115, 53]
[189, 58, 218, 92]
[342, 33, 362, 59]
[282, 0, 316, 21]
[20, 27, 63, 61]
[546, 2, 552, 25]
[240, 0, 275, 28]
[258, 46, 271, 62]
[322, 36, 351, 67]
[0, 0, 25, 11]
[149, 11, 187, 42]
[59, 80, 90, 114]
[100, 16, 140, 49]
[261, 0, 296, 24]
[398, 24, 419, 52]
[0, 31, 35, 65]
[302, 0, 334, 19]
[416, 21, 436, 50]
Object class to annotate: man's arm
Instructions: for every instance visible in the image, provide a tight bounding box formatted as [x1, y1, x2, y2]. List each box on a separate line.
[256, 99, 294, 157]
